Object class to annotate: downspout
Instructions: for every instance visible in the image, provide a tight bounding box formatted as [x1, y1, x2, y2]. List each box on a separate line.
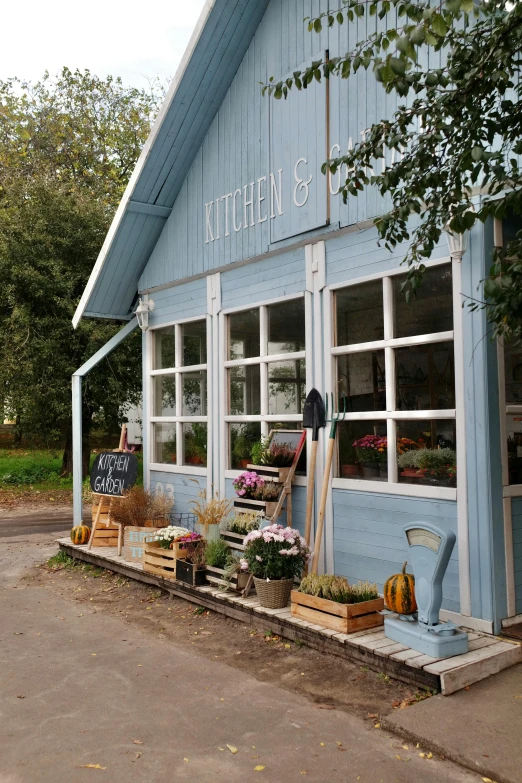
[72, 317, 139, 525]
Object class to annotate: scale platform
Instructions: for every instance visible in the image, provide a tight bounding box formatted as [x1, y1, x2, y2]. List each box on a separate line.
[385, 615, 469, 658]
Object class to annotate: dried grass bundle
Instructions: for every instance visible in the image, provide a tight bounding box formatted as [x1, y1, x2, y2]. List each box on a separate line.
[190, 491, 232, 527]
[110, 487, 173, 528]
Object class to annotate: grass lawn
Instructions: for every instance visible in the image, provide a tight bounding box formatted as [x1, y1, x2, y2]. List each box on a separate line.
[0, 448, 143, 509]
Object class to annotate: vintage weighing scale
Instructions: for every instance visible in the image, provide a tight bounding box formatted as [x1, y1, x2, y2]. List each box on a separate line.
[384, 523, 468, 658]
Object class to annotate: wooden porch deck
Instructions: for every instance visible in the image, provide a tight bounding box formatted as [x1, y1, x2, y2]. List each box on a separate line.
[58, 539, 522, 696]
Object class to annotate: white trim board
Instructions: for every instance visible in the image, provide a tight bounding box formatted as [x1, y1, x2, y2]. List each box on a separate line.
[332, 478, 457, 501]
[150, 463, 208, 477]
[439, 610, 493, 635]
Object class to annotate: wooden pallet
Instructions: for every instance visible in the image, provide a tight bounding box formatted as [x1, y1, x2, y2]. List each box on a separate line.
[206, 565, 251, 592]
[142, 540, 188, 579]
[291, 591, 385, 634]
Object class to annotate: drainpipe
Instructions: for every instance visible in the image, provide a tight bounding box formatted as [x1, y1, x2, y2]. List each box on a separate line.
[72, 317, 139, 525]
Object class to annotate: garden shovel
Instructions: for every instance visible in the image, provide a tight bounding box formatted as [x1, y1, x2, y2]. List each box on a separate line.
[302, 388, 326, 573]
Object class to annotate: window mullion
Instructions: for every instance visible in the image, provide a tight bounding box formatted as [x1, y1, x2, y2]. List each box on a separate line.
[387, 419, 398, 483]
[260, 305, 268, 423]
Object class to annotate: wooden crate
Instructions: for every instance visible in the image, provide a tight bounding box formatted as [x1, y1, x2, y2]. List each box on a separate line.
[246, 464, 290, 483]
[206, 565, 250, 592]
[90, 519, 119, 547]
[233, 498, 278, 517]
[291, 591, 385, 634]
[220, 530, 247, 552]
[176, 559, 208, 587]
[142, 540, 188, 579]
[123, 527, 157, 563]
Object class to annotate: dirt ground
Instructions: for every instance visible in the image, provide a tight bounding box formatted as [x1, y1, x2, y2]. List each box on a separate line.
[0, 489, 73, 510]
[31, 555, 433, 721]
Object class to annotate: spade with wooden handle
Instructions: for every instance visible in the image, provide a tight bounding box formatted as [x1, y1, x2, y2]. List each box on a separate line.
[311, 393, 346, 575]
[302, 388, 326, 573]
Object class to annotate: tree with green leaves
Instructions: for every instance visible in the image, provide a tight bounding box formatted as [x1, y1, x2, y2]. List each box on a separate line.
[0, 69, 164, 474]
[265, 0, 522, 340]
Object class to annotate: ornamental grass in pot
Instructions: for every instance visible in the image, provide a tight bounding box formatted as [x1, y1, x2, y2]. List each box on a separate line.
[241, 524, 310, 609]
[190, 490, 232, 541]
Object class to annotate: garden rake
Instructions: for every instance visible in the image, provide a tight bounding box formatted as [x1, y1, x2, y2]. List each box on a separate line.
[311, 393, 346, 574]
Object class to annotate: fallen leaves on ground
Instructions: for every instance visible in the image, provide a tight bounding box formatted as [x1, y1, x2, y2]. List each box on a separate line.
[254, 765, 265, 771]
[78, 764, 106, 770]
[132, 739, 143, 745]
[226, 745, 238, 754]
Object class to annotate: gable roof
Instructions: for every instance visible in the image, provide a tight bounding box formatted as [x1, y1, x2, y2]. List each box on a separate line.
[73, 0, 269, 327]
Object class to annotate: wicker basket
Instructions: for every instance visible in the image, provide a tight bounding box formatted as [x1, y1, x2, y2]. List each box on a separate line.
[253, 577, 294, 609]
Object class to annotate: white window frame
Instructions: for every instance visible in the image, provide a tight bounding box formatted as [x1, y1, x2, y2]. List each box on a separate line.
[222, 292, 308, 485]
[328, 257, 458, 501]
[148, 314, 210, 476]
[498, 341, 522, 498]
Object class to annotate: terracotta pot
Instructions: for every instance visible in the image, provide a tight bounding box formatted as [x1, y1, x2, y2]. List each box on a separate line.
[341, 464, 359, 477]
[400, 468, 424, 479]
[238, 459, 250, 469]
[186, 456, 204, 465]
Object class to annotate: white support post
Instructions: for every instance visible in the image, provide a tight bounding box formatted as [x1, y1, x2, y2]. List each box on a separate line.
[72, 374, 83, 525]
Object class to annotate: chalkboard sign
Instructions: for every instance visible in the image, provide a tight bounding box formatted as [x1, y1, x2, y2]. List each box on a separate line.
[268, 429, 305, 453]
[90, 452, 138, 497]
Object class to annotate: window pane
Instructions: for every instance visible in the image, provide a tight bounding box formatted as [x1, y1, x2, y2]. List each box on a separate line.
[183, 423, 207, 467]
[337, 351, 386, 412]
[397, 420, 456, 487]
[394, 265, 453, 338]
[506, 414, 522, 485]
[229, 309, 260, 359]
[267, 299, 305, 354]
[504, 340, 522, 404]
[153, 375, 176, 416]
[153, 423, 177, 464]
[229, 365, 261, 415]
[181, 320, 206, 366]
[266, 422, 306, 475]
[335, 281, 384, 346]
[230, 422, 261, 469]
[182, 371, 207, 416]
[153, 327, 175, 369]
[337, 420, 387, 480]
[268, 359, 306, 415]
[396, 343, 455, 410]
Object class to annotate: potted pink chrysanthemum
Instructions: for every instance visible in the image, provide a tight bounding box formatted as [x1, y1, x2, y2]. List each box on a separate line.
[241, 524, 310, 609]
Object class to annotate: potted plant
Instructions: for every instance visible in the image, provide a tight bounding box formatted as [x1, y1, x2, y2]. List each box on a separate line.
[241, 523, 310, 609]
[415, 448, 457, 487]
[220, 511, 263, 552]
[232, 424, 257, 469]
[247, 439, 296, 483]
[397, 450, 424, 480]
[190, 490, 232, 541]
[253, 481, 281, 517]
[339, 438, 359, 477]
[352, 435, 387, 477]
[205, 539, 250, 592]
[175, 534, 207, 586]
[291, 574, 384, 634]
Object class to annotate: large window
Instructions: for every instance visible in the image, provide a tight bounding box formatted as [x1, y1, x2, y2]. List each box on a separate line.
[333, 264, 457, 490]
[151, 319, 208, 469]
[501, 340, 522, 486]
[225, 298, 306, 469]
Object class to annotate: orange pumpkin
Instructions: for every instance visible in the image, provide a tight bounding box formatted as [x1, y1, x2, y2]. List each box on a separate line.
[70, 525, 90, 545]
[384, 561, 417, 615]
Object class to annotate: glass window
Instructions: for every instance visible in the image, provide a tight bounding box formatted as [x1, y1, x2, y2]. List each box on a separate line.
[182, 320, 206, 366]
[182, 371, 207, 416]
[267, 299, 305, 354]
[335, 280, 384, 346]
[504, 341, 522, 404]
[153, 375, 176, 417]
[268, 359, 306, 415]
[151, 321, 208, 470]
[183, 423, 207, 467]
[333, 265, 456, 490]
[337, 351, 386, 412]
[394, 265, 453, 338]
[396, 343, 455, 410]
[153, 423, 177, 464]
[397, 420, 456, 488]
[230, 422, 261, 470]
[154, 327, 175, 369]
[229, 309, 260, 360]
[229, 365, 261, 415]
[337, 420, 388, 480]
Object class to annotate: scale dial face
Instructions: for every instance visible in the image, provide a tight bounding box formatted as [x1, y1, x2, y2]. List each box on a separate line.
[406, 528, 441, 553]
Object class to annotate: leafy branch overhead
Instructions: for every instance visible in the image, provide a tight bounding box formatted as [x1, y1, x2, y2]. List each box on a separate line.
[263, 1, 522, 340]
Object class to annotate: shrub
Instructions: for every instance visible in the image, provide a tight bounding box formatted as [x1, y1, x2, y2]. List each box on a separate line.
[111, 487, 172, 527]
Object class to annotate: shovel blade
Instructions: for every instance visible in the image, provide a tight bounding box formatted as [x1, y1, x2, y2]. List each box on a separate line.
[303, 388, 326, 438]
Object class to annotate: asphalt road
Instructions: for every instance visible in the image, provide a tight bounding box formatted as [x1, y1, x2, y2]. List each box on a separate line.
[0, 507, 85, 538]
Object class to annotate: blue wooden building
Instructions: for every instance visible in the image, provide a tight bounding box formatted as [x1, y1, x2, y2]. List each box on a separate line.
[72, 0, 522, 636]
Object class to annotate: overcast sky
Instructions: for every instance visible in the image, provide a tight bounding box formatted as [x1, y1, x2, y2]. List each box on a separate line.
[1, 0, 207, 89]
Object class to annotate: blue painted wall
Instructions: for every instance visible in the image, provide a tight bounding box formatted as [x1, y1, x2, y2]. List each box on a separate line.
[150, 471, 206, 516]
[149, 277, 207, 326]
[333, 490, 460, 613]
